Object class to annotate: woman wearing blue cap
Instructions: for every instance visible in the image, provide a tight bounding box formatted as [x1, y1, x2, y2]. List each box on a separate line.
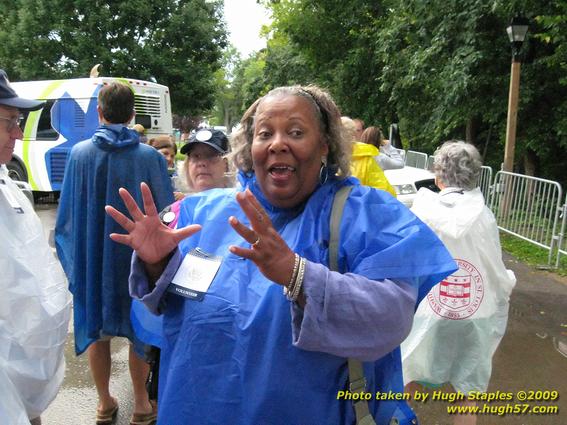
[180, 127, 232, 193]
[107, 85, 456, 425]
[130, 127, 235, 397]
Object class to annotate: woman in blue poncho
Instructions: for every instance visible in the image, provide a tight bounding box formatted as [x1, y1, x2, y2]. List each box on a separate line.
[106, 85, 456, 425]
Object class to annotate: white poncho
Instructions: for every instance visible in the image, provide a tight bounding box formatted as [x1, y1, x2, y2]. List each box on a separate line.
[402, 187, 516, 394]
[0, 165, 71, 422]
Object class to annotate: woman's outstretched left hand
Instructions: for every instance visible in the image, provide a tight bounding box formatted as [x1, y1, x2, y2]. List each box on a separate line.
[229, 189, 296, 286]
[105, 182, 201, 265]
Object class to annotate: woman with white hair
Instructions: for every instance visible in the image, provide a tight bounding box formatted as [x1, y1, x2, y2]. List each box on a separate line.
[402, 140, 516, 425]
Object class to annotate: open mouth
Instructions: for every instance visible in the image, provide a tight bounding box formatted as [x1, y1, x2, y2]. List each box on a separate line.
[268, 165, 296, 179]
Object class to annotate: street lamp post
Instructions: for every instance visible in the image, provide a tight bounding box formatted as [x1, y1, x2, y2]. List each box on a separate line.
[503, 16, 529, 172]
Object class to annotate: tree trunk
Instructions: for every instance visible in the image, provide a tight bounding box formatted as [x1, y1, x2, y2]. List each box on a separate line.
[465, 116, 479, 144]
[482, 124, 492, 163]
[523, 148, 537, 176]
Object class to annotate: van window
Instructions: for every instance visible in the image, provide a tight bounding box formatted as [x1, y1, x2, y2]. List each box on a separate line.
[135, 114, 152, 129]
[36, 100, 59, 140]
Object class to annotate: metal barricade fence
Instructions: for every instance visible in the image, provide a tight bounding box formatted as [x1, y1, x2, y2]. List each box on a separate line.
[555, 196, 567, 267]
[477, 166, 493, 202]
[405, 150, 428, 169]
[489, 171, 563, 265]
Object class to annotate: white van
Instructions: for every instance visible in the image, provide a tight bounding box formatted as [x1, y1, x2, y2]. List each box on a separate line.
[384, 166, 438, 207]
[8, 77, 172, 192]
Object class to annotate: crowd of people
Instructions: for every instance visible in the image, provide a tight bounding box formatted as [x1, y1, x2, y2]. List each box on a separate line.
[0, 69, 516, 425]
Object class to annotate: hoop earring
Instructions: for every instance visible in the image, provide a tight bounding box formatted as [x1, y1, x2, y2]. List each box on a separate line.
[319, 156, 328, 185]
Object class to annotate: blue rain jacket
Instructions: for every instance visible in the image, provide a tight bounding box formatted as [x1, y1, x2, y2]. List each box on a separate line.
[55, 125, 174, 355]
[146, 173, 455, 424]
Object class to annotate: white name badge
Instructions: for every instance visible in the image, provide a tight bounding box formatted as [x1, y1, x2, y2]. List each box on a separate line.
[168, 248, 222, 301]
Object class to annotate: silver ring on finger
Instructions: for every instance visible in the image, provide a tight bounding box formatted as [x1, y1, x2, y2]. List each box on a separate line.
[252, 235, 260, 248]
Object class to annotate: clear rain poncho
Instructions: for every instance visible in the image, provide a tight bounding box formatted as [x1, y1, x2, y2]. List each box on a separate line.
[0, 165, 71, 422]
[402, 187, 516, 394]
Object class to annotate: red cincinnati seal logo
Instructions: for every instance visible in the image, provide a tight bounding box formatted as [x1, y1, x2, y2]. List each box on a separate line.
[427, 258, 484, 320]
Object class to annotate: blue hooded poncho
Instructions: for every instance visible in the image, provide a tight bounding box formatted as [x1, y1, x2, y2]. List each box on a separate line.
[134, 172, 455, 424]
[55, 125, 174, 355]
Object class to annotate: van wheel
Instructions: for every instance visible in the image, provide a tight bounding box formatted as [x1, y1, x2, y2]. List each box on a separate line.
[7, 159, 28, 182]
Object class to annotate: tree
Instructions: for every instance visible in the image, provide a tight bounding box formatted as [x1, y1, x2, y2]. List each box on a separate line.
[377, 0, 512, 155]
[263, 0, 392, 124]
[513, 0, 567, 180]
[231, 52, 269, 118]
[261, 0, 567, 186]
[207, 46, 242, 131]
[262, 35, 318, 88]
[0, 0, 227, 116]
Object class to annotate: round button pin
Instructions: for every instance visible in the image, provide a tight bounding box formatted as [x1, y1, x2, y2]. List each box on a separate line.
[196, 130, 212, 142]
[162, 211, 176, 224]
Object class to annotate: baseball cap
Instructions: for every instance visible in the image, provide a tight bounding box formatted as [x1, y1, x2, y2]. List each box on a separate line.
[0, 69, 45, 111]
[180, 128, 229, 155]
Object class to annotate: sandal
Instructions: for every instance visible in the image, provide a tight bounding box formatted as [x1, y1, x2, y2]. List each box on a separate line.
[96, 397, 119, 425]
[129, 409, 157, 425]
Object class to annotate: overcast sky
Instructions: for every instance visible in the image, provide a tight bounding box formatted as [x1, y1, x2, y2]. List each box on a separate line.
[223, 0, 271, 57]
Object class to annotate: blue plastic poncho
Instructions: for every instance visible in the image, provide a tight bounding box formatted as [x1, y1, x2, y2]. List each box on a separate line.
[55, 125, 174, 354]
[145, 173, 455, 424]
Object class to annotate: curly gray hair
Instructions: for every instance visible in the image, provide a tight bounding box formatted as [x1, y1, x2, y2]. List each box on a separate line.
[433, 140, 482, 190]
[229, 85, 352, 178]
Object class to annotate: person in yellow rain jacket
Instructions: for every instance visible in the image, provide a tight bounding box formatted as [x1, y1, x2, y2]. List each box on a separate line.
[342, 117, 396, 196]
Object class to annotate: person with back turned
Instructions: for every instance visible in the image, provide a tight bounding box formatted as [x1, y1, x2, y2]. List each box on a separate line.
[55, 82, 173, 425]
[402, 141, 516, 425]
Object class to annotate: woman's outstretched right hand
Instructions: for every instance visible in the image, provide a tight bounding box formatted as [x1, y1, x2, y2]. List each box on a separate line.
[105, 182, 201, 265]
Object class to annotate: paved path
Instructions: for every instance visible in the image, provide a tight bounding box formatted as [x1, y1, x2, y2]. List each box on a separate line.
[37, 203, 567, 424]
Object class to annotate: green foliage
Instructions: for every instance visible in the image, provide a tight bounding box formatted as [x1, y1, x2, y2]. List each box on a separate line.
[207, 46, 242, 129]
[262, 35, 318, 88]
[256, 0, 567, 187]
[266, 0, 393, 123]
[377, 0, 513, 156]
[0, 0, 227, 116]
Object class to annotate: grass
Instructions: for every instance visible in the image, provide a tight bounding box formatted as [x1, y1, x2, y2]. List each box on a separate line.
[499, 232, 567, 276]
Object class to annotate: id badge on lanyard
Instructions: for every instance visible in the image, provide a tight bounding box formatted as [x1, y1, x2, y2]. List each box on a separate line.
[168, 248, 223, 301]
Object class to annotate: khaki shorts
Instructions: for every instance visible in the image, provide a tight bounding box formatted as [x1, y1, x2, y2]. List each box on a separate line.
[99, 333, 133, 344]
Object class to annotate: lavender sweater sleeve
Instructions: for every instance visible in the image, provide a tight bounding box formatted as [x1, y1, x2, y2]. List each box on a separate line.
[291, 260, 417, 362]
[129, 249, 183, 314]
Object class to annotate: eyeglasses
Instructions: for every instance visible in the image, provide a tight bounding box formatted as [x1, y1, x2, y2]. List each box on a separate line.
[0, 115, 24, 131]
[188, 152, 223, 163]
